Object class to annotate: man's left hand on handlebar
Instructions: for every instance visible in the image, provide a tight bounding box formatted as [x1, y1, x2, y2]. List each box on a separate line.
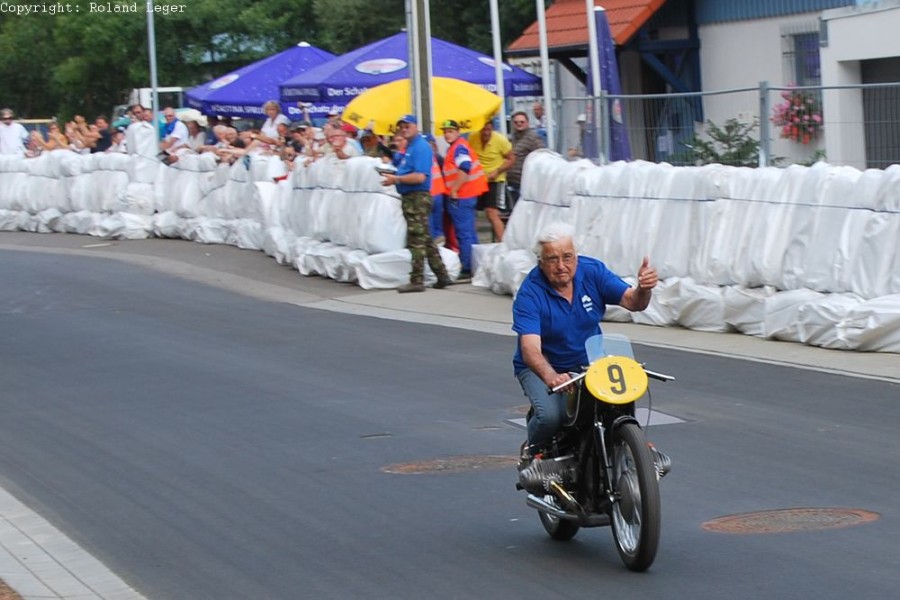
[548, 371, 575, 394]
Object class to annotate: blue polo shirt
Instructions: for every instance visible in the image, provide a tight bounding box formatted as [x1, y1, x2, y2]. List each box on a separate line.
[512, 256, 630, 373]
[395, 134, 432, 194]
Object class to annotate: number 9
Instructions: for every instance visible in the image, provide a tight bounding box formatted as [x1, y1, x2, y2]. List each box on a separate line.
[608, 364, 627, 394]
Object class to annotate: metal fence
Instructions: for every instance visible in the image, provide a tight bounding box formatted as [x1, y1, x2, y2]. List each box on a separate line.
[555, 81, 900, 170]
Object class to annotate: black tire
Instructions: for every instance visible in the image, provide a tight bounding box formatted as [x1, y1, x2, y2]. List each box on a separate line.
[538, 510, 580, 541]
[609, 422, 661, 572]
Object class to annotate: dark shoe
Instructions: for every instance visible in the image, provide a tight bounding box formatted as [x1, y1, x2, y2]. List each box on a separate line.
[516, 440, 533, 471]
[458, 270, 472, 280]
[433, 276, 454, 289]
[649, 444, 671, 479]
[397, 282, 425, 293]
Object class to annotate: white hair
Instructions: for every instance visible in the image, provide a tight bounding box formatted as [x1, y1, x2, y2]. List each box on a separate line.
[532, 221, 577, 257]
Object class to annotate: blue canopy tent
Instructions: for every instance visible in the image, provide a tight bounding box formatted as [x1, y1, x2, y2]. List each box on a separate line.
[186, 42, 336, 119]
[279, 32, 542, 110]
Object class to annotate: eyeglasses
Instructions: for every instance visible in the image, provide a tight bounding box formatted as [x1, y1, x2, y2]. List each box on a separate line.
[540, 252, 576, 266]
[513, 119, 527, 125]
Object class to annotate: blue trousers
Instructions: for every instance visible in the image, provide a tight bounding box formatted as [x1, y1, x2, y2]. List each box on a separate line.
[516, 368, 570, 451]
[429, 193, 445, 238]
[446, 196, 477, 271]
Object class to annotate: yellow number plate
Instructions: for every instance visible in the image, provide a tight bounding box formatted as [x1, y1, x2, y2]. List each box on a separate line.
[584, 356, 648, 405]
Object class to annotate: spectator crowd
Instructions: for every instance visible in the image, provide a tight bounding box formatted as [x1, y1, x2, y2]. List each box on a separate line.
[2, 100, 547, 285]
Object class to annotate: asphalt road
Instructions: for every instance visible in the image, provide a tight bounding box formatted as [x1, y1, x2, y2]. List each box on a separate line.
[1, 248, 898, 599]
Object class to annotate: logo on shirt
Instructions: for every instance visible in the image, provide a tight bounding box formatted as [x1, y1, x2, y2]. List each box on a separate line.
[581, 294, 594, 313]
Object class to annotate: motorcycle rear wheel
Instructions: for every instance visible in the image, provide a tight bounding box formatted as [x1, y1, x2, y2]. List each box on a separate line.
[539, 509, 580, 540]
[609, 422, 661, 571]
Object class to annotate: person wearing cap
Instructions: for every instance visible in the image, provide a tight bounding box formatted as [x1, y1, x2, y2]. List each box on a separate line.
[440, 119, 488, 277]
[321, 122, 361, 159]
[290, 120, 319, 157]
[468, 119, 515, 242]
[288, 122, 307, 154]
[381, 114, 453, 293]
[0, 109, 29, 156]
[340, 122, 364, 154]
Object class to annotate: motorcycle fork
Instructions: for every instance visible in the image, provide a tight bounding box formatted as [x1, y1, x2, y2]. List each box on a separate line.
[593, 420, 617, 509]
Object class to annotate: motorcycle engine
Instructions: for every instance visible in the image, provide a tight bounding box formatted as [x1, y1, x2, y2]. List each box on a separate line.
[518, 455, 577, 495]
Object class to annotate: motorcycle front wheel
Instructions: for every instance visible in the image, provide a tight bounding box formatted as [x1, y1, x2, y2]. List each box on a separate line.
[609, 422, 661, 572]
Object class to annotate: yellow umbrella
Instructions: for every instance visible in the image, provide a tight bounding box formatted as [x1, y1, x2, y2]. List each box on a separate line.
[341, 76, 502, 136]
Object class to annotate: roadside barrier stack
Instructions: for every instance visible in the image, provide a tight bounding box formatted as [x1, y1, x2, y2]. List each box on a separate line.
[474, 150, 900, 352]
[0, 148, 898, 352]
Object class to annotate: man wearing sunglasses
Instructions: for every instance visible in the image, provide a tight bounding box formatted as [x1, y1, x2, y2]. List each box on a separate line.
[0, 109, 29, 156]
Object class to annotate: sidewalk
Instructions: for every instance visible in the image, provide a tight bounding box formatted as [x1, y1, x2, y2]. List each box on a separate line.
[0, 231, 898, 599]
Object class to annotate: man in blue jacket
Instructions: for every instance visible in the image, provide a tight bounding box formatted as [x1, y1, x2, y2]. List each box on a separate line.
[382, 114, 452, 293]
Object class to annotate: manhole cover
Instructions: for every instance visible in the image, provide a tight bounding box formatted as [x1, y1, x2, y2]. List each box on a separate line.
[382, 455, 517, 474]
[702, 508, 879, 534]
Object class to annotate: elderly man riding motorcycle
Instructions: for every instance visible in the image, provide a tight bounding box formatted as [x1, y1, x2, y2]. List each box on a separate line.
[512, 221, 659, 463]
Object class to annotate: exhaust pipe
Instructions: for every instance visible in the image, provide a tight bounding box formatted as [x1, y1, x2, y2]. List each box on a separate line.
[526, 494, 579, 520]
[526, 494, 612, 527]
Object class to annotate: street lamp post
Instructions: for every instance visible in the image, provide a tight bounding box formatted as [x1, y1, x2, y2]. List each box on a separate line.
[146, 0, 160, 145]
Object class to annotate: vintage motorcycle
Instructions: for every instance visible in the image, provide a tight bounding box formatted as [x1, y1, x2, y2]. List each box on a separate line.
[516, 333, 673, 572]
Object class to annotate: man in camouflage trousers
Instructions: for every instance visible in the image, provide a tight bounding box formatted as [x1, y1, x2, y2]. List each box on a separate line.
[381, 114, 453, 293]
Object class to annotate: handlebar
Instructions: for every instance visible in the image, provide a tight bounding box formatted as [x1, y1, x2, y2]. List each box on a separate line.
[644, 368, 675, 382]
[549, 371, 588, 393]
[548, 364, 674, 393]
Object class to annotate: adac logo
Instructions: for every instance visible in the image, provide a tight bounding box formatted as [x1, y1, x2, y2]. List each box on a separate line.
[581, 294, 594, 313]
[209, 73, 239, 90]
[355, 58, 406, 75]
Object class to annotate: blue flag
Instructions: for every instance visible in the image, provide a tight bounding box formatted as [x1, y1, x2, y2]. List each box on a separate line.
[584, 9, 631, 162]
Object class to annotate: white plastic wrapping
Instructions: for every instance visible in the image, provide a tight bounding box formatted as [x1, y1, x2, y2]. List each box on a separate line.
[1, 149, 899, 352]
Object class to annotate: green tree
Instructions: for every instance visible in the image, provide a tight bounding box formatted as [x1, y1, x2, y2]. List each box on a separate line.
[679, 119, 763, 167]
[0, 0, 537, 118]
[0, 10, 62, 116]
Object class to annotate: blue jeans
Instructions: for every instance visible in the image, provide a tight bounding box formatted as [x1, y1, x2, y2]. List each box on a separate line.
[429, 193, 445, 238]
[516, 368, 570, 451]
[446, 196, 477, 271]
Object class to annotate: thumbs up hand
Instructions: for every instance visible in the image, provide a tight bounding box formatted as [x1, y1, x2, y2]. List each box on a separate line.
[636, 256, 658, 291]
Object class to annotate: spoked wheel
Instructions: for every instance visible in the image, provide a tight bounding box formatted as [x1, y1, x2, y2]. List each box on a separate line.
[539, 507, 580, 541]
[609, 422, 661, 571]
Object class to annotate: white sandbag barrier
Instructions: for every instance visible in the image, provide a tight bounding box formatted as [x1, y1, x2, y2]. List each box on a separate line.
[0, 150, 460, 289]
[1, 148, 898, 351]
[479, 150, 900, 352]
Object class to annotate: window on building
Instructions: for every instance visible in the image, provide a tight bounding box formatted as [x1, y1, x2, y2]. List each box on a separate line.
[781, 27, 821, 86]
